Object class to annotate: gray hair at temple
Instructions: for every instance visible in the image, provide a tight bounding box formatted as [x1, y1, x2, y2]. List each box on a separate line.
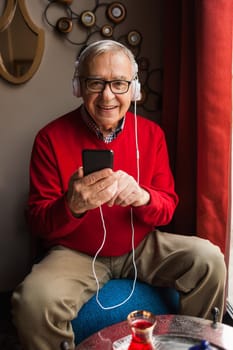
[74, 40, 138, 79]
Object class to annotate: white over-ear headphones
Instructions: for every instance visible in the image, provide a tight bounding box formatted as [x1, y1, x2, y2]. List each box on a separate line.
[72, 61, 141, 101]
[72, 60, 81, 97]
[131, 76, 141, 101]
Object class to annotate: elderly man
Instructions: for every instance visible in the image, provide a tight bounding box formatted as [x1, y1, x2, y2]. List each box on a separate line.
[12, 40, 226, 350]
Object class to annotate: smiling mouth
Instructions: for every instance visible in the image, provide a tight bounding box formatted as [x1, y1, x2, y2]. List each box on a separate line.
[99, 105, 117, 110]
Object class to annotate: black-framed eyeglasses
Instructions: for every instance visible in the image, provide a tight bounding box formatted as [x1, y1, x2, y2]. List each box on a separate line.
[83, 77, 132, 94]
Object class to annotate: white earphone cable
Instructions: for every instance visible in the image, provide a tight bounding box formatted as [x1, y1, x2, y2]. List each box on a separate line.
[91, 100, 140, 310]
[134, 100, 140, 183]
[92, 206, 137, 310]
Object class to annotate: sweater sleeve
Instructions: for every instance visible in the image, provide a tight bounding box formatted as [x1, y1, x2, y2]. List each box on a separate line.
[133, 125, 179, 227]
[27, 130, 83, 240]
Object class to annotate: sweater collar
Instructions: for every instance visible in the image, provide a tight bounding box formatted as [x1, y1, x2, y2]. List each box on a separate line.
[81, 105, 125, 144]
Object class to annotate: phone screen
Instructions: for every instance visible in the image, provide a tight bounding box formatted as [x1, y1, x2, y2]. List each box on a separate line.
[82, 149, 114, 175]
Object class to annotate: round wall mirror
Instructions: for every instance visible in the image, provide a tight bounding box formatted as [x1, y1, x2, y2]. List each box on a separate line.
[0, 0, 44, 84]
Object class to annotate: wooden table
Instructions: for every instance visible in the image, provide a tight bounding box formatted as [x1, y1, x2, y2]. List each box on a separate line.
[76, 314, 233, 349]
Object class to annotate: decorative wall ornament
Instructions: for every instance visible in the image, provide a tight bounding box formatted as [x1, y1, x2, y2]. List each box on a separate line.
[43, 1, 128, 47]
[107, 3, 126, 23]
[43, 0, 162, 117]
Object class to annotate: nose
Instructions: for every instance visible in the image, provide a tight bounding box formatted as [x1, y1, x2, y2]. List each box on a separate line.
[101, 82, 115, 98]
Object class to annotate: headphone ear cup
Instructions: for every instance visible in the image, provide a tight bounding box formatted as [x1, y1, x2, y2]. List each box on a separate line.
[131, 79, 141, 101]
[72, 77, 81, 97]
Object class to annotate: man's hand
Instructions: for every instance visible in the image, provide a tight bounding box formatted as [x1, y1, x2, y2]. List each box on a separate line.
[67, 167, 118, 216]
[107, 170, 150, 207]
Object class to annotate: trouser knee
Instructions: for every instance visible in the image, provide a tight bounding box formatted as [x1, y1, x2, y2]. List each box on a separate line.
[176, 237, 226, 292]
[12, 273, 60, 326]
[186, 237, 226, 284]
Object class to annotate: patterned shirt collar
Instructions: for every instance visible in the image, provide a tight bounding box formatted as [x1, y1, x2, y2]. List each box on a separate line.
[81, 105, 125, 144]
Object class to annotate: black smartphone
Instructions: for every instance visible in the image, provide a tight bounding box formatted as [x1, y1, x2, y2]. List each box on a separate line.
[82, 149, 114, 176]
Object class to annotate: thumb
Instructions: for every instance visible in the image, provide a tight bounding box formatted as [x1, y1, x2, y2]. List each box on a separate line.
[69, 167, 84, 184]
[77, 166, 84, 179]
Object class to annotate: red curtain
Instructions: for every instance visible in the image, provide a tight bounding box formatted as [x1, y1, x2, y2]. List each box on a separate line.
[161, 0, 232, 259]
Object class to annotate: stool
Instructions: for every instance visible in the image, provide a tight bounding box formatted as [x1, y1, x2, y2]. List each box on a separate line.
[71, 279, 179, 344]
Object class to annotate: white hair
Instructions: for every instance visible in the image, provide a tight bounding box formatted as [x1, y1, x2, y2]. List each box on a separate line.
[74, 40, 138, 78]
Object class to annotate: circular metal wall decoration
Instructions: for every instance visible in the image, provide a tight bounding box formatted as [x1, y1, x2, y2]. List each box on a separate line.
[127, 30, 142, 46]
[101, 24, 113, 37]
[107, 2, 126, 23]
[80, 11, 96, 27]
[56, 17, 72, 33]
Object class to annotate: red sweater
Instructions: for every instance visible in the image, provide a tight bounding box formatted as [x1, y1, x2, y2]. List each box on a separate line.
[28, 107, 178, 256]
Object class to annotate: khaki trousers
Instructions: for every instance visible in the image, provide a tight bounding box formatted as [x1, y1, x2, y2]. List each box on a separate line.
[11, 230, 226, 350]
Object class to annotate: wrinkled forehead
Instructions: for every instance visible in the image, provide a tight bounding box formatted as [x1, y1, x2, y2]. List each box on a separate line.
[83, 51, 133, 77]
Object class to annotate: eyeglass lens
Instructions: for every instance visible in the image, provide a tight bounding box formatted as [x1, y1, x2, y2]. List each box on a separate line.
[85, 79, 130, 94]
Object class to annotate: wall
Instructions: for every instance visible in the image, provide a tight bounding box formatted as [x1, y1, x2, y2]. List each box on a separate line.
[0, 0, 162, 291]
